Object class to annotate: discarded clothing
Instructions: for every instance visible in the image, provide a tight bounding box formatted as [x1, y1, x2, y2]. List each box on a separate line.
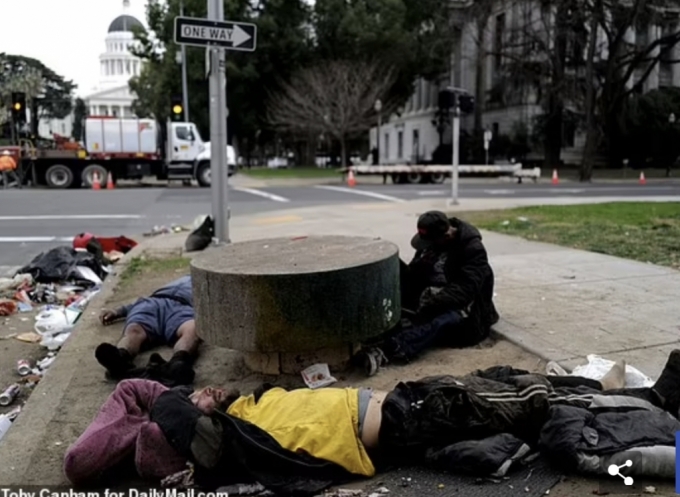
[227, 386, 375, 477]
[18, 246, 108, 285]
[151, 387, 353, 495]
[185, 215, 214, 252]
[64, 379, 187, 485]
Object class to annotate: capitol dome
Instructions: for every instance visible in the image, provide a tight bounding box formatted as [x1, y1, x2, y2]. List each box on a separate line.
[108, 14, 144, 33]
[85, 0, 145, 118]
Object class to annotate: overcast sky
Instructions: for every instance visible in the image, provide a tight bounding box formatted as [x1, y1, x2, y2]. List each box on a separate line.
[0, 0, 148, 97]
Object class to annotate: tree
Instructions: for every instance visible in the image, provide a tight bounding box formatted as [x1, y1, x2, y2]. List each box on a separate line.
[0, 53, 76, 136]
[72, 98, 87, 142]
[267, 60, 397, 167]
[580, 0, 680, 179]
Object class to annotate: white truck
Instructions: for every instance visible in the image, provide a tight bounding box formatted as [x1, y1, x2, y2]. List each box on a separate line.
[20, 117, 236, 189]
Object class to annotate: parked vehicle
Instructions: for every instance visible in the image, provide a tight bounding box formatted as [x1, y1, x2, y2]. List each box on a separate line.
[17, 117, 236, 189]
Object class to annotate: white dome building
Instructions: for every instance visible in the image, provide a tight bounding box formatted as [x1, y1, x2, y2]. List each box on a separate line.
[86, 0, 144, 117]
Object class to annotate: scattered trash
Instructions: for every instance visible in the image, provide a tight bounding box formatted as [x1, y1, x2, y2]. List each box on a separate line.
[16, 359, 32, 376]
[0, 300, 17, 316]
[0, 384, 21, 406]
[644, 486, 656, 494]
[571, 354, 654, 388]
[0, 333, 17, 340]
[517, 216, 529, 222]
[0, 414, 12, 442]
[437, 484, 444, 489]
[301, 363, 337, 389]
[15, 332, 42, 343]
[501, 220, 510, 226]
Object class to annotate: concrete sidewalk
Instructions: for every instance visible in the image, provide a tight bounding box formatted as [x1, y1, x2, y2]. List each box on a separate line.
[0, 194, 677, 488]
[142, 195, 680, 378]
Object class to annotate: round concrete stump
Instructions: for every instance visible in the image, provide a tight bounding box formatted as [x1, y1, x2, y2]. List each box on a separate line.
[191, 236, 400, 374]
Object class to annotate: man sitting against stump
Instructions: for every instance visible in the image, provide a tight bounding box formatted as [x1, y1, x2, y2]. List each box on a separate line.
[95, 275, 199, 387]
[64, 351, 680, 493]
[357, 210, 500, 376]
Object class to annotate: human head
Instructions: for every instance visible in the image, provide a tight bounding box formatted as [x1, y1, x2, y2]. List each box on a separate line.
[190, 386, 235, 414]
[410, 211, 455, 250]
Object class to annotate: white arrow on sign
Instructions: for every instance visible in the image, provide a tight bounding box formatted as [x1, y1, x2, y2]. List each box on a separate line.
[181, 23, 252, 47]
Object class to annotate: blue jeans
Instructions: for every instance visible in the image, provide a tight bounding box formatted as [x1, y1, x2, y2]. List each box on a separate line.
[383, 309, 464, 361]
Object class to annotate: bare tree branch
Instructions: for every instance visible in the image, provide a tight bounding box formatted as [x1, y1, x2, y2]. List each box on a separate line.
[266, 60, 397, 164]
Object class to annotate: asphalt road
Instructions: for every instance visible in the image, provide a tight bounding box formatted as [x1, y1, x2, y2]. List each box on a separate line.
[0, 180, 678, 273]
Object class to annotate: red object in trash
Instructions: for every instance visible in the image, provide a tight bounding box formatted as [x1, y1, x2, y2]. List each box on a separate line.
[96, 236, 138, 254]
[73, 232, 95, 250]
[72, 234, 138, 254]
[0, 300, 18, 317]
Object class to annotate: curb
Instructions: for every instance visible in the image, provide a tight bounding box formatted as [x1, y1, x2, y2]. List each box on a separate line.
[0, 235, 163, 485]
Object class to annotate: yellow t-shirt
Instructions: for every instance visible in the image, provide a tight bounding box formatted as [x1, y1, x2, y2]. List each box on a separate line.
[227, 387, 376, 477]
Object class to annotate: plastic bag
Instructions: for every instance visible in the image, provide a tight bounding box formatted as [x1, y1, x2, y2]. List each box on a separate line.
[34, 306, 80, 336]
[570, 354, 654, 388]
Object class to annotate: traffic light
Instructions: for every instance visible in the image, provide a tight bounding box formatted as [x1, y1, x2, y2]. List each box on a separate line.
[11, 92, 26, 123]
[171, 95, 184, 121]
[458, 94, 475, 114]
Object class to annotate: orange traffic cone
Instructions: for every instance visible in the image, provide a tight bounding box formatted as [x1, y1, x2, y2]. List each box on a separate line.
[639, 171, 646, 185]
[106, 172, 114, 190]
[347, 168, 357, 187]
[551, 169, 559, 185]
[92, 172, 101, 190]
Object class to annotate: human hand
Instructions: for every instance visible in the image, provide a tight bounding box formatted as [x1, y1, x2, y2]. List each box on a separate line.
[100, 309, 119, 325]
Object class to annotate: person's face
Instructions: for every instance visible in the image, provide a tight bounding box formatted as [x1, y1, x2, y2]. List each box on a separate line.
[191, 386, 227, 414]
[431, 227, 455, 248]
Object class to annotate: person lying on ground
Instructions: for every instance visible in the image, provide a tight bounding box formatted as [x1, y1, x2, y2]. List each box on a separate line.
[64, 351, 680, 493]
[95, 275, 199, 386]
[356, 210, 500, 376]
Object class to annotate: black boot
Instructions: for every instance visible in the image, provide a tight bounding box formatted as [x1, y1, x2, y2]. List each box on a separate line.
[165, 351, 196, 386]
[95, 343, 135, 379]
[652, 349, 680, 415]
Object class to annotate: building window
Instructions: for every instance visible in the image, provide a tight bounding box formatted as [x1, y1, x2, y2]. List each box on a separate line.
[397, 130, 403, 159]
[112, 107, 118, 117]
[494, 13, 506, 74]
[126, 60, 131, 74]
[384, 132, 390, 160]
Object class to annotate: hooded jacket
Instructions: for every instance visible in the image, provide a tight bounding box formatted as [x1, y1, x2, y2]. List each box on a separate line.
[407, 217, 499, 344]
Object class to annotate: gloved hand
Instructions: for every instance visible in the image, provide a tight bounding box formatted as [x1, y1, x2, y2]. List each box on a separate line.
[418, 286, 443, 312]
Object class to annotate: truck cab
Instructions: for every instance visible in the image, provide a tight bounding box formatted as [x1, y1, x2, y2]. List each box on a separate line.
[165, 121, 206, 181]
[194, 143, 237, 187]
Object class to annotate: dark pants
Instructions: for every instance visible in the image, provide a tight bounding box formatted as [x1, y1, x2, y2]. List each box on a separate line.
[372, 260, 465, 360]
[377, 372, 667, 464]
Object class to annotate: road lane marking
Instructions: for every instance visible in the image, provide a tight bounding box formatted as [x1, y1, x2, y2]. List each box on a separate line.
[0, 214, 143, 221]
[233, 187, 290, 202]
[314, 185, 405, 202]
[252, 215, 302, 225]
[417, 190, 446, 195]
[484, 189, 516, 195]
[0, 236, 74, 243]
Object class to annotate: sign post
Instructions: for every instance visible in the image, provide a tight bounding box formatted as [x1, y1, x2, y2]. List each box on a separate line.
[449, 96, 460, 206]
[484, 129, 492, 165]
[174, 11, 257, 245]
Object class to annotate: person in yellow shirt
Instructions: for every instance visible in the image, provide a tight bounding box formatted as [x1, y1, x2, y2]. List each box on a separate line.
[0, 150, 18, 189]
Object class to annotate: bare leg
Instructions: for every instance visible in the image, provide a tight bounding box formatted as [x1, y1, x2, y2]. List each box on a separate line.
[96, 323, 149, 378]
[117, 323, 149, 357]
[173, 320, 201, 357]
[600, 360, 627, 391]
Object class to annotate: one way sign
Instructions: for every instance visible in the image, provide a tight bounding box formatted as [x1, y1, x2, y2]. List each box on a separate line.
[174, 16, 257, 52]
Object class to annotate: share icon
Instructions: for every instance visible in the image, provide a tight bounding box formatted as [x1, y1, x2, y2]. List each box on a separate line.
[608, 460, 634, 486]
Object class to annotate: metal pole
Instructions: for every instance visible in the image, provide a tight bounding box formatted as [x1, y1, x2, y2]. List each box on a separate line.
[180, 0, 190, 122]
[377, 113, 382, 165]
[449, 101, 460, 206]
[208, 0, 229, 244]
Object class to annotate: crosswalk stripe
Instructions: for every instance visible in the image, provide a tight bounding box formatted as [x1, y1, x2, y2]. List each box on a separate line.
[314, 185, 405, 202]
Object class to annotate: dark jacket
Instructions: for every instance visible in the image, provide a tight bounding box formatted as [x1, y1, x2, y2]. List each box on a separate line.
[150, 387, 352, 495]
[406, 218, 499, 344]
